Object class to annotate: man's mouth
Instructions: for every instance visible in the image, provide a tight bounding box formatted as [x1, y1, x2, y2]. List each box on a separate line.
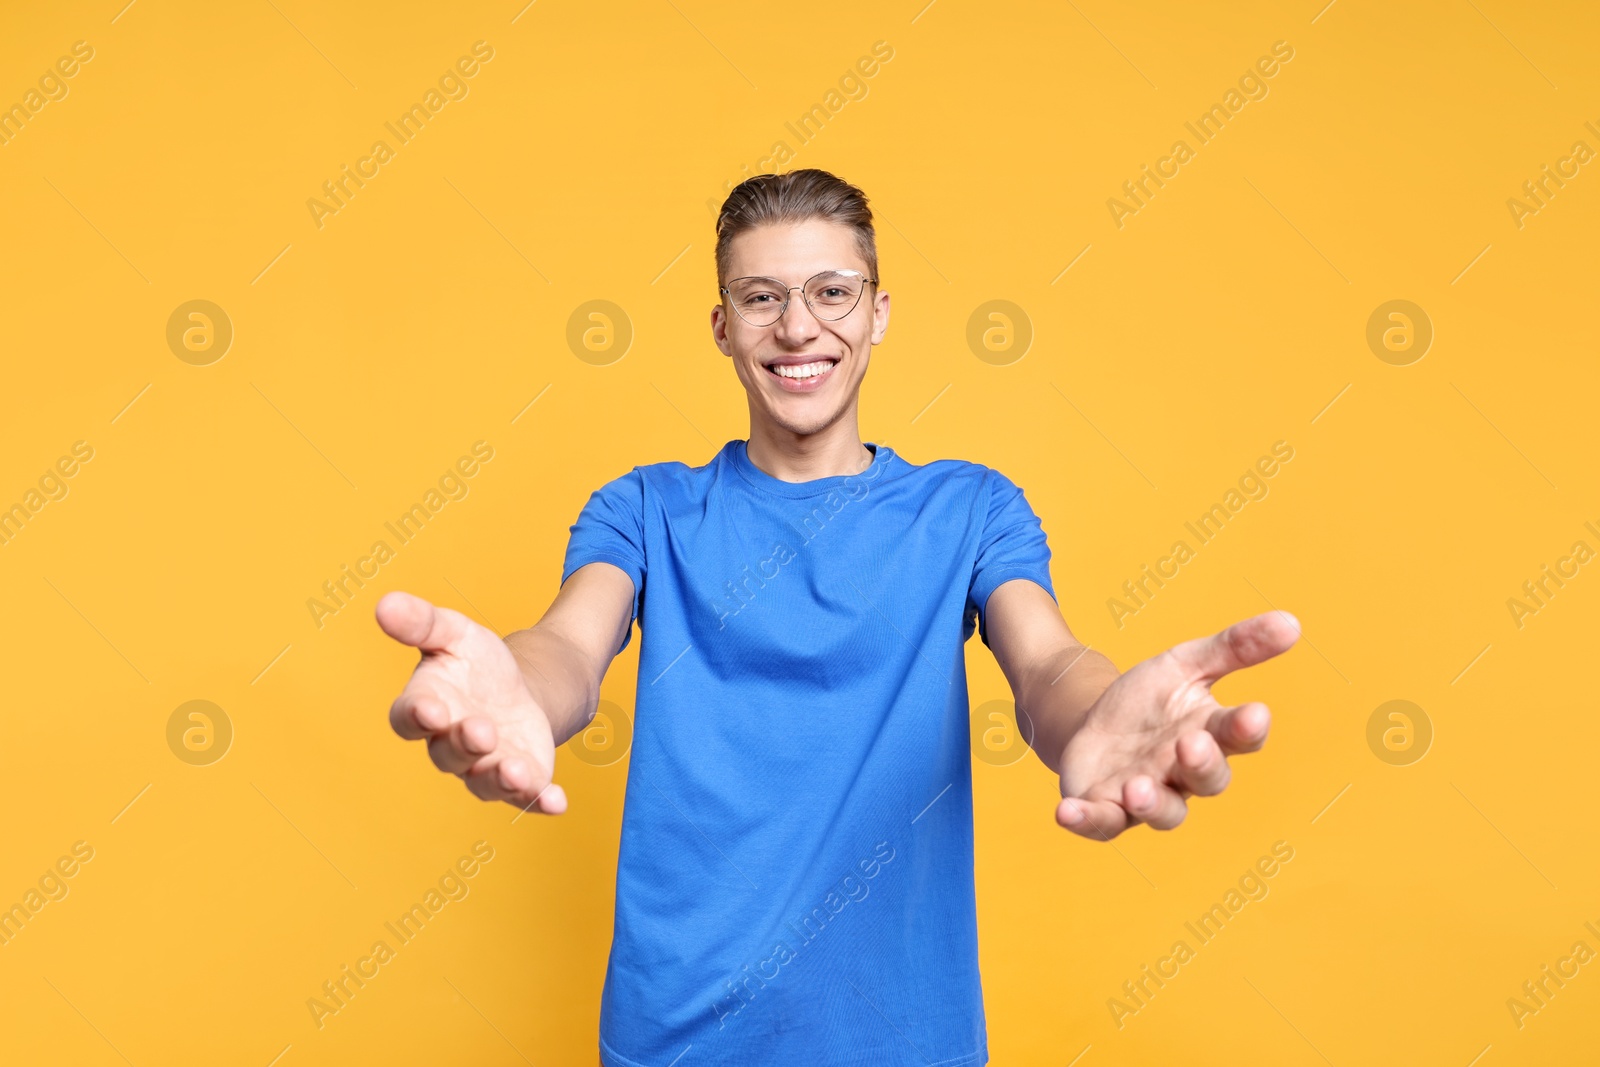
[763, 357, 840, 391]
[769, 359, 836, 380]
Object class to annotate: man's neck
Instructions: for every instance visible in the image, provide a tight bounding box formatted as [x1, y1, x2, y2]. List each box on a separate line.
[744, 418, 874, 483]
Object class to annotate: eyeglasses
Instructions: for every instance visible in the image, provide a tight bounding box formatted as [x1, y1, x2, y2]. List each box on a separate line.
[719, 269, 877, 327]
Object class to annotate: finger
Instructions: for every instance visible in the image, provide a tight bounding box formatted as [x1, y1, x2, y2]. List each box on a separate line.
[463, 755, 567, 815]
[1056, 796, 1134, 841]
[375, 591, 474, 654]
[1207, 701, 1271, 755]
[460, 753, 516, 803]
[509, 778, 569, 816]
[388, 682, 458, 740]
[427, 715, 499, 774]
[1167, 610, 1301, 685]
[524, 782, 569, 815]
[1123, 774, 1188, 831]
[1171, 729, 1232, 797]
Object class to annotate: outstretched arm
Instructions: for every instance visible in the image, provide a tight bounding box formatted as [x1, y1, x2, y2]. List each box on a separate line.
[502, 561, 636, 748]
[982, 579, 1122, 775]
[984, 578, 1299, 840]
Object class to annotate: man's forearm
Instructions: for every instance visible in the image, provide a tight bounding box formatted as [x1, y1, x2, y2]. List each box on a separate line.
[1020, 644, 1122, 774]
[502, 625, 603, 747]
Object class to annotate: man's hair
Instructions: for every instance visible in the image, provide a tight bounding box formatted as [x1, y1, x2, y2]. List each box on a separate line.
[714, 169, 879, 287]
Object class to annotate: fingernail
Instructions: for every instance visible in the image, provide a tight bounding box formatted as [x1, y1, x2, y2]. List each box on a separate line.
[1060, 801, 1082, 825]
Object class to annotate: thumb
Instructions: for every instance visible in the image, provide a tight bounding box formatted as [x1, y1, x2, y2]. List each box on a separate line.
[375, 591, 473, 653]
[1167, 610, 1301, 685]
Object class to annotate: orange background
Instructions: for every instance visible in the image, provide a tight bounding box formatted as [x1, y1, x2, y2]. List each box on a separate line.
[1, 1, 1597, 1064]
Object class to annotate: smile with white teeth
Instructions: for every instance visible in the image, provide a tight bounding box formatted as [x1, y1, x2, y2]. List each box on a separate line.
[771, 360, 836, 380]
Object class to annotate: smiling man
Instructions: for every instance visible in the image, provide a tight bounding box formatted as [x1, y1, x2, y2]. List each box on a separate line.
[376, 168, 1300, 1065]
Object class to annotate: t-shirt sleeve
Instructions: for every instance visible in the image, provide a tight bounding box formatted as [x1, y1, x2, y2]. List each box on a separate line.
[560, 468, 647, 655]
[966, 467, 1056, 647]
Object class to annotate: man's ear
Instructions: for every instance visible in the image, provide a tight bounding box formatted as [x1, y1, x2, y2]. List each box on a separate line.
[710, 305, 732, 356]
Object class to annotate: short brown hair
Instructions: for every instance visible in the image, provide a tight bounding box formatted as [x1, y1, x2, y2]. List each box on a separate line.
[714, 169, 878, 287]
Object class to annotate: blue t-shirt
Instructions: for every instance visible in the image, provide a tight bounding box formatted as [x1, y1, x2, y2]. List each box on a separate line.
[561, 438, 1055, 1067]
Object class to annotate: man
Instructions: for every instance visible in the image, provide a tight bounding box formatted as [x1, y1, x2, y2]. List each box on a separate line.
[376, 168, 1300, 1065]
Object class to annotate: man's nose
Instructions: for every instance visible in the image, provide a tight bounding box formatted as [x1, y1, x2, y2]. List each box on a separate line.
[774, 289, 823, 341]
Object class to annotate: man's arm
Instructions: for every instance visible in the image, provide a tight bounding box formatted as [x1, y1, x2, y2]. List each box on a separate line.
[503, 561, 637, 748]
[376, 560, 636, 813]
[983, 578, 1120, 774]
[983, 577, 1300, 840]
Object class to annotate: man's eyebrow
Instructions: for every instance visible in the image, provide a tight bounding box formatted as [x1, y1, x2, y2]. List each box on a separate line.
[733, 269, 856, 281]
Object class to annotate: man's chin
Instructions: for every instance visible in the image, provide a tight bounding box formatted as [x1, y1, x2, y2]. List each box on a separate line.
[761, 402, 844, 439]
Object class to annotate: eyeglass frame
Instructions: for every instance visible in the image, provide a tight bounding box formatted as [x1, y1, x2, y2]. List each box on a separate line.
[718, 268, 879, 327]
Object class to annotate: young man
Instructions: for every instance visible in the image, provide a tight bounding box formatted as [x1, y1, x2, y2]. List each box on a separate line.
[376, 169, 1300, 1065]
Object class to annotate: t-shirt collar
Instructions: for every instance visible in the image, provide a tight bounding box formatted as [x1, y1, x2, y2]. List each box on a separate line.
[724, 439, 897, 498]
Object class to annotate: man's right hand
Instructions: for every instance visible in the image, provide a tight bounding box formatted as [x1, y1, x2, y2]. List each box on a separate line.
[376, 590, 567, 815]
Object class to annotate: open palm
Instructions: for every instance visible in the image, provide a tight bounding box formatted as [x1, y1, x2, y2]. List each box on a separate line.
[1055, 611, 1300, 840]
[376, 591, 566, 813]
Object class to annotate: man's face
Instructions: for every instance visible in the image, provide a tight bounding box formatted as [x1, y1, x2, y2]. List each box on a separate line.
[712, 219, 890, 438]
